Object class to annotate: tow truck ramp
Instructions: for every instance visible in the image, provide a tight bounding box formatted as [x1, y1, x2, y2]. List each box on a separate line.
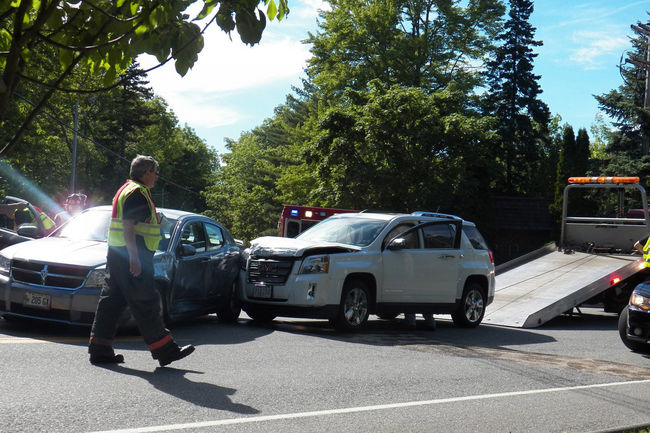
[483, 244, 643, 328]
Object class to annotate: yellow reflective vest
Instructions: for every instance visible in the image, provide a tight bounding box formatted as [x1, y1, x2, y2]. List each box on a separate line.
[643, 236, 650, 268]
[38, 211, 56, 231]
[107, 180, 161, 251]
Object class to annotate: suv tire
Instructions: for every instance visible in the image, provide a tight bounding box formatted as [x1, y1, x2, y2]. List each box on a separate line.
[335, 279, 370, 332]
[452, 282, 485, 328]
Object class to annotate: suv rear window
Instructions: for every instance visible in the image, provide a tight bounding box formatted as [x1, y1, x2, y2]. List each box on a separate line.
[463, 225, 488, 250]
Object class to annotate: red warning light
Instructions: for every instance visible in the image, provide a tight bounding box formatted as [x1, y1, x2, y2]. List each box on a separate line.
[610, 275, 622, 285]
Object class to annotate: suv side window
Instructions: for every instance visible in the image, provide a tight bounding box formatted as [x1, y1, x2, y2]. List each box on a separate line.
[205, 223, 224, 251]
[180, 222, 206, 253]
[463, 225, 489, 250]
[422, 223, 456, 249]
[384, 223, 418, 249]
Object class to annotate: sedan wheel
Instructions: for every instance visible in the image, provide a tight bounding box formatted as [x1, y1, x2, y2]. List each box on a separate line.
[335, 280, 370, 331]
[452, 282, 485, 328]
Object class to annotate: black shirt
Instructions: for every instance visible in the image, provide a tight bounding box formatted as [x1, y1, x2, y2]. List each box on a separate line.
[639, 236, 649, 247]
[123, 189, 150, 223]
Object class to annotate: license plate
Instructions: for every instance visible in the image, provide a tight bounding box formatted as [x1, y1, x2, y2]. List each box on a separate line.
[253, 284, 272, 299]
[23, 292, 51, 309]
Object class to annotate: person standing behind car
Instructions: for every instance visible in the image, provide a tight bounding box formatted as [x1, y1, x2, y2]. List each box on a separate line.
[88, 155, 194, 366]
[54, 193, 87, 226]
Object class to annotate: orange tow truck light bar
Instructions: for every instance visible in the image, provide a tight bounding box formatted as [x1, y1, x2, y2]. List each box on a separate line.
[568, 176, 640, 184]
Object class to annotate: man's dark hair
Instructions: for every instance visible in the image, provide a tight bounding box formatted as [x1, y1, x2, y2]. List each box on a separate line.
[130, 155, 159, 181]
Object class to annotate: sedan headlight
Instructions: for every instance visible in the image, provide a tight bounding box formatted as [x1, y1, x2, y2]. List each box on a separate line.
[84, 268, 108, 288]
[630, 293, 650, 311]
[299, 255, 329, 274]
[0, 254, 10, 276]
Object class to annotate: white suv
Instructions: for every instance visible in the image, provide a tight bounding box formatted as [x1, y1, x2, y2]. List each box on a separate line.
[240, 211, 495, 331]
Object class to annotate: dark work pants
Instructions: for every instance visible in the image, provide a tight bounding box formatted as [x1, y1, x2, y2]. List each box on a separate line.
[90, 246, 171, 354]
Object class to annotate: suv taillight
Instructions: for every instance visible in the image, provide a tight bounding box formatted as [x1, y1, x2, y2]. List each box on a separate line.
[488, 250, 494, 264]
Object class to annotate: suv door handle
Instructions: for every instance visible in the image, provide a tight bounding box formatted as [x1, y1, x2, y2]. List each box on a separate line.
[438, 254, 456, 259]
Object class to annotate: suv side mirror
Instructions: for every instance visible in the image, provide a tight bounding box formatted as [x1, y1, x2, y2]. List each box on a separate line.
[17, 224, 43, 238]
[387, 238, 407, 250]
[179, 244, 197, 257]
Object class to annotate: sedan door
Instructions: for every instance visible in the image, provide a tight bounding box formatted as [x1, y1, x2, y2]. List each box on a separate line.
[171, 220, 210, 313]
[204, 222, 239, 303]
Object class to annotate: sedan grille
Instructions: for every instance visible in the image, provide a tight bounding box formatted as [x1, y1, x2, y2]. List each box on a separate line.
[11, 260, 90, 289]
[248, 259, 293, 284]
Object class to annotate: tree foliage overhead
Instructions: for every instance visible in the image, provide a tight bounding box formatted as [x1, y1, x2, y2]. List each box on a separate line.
[0, 0, 290, 155]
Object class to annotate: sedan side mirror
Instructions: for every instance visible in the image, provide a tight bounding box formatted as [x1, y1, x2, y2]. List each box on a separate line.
[179, 244, 197, 257]
[17, 224, 43, 238]
[387, 238, 407, 251]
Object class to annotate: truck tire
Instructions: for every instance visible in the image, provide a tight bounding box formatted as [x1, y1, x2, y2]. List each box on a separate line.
[452, 282, 486, 328]
[217, 280, 242, 323]
[335, 279, 370, 332]
[618, 306, 648, 353]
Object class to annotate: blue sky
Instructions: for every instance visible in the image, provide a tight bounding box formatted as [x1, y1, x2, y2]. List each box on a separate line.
[141, 0, 650, 155]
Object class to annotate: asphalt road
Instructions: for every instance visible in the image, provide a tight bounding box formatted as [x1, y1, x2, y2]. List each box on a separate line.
[1, 309, 649, 433]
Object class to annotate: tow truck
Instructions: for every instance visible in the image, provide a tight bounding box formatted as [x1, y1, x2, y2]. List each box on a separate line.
[484, 177, 649, 328]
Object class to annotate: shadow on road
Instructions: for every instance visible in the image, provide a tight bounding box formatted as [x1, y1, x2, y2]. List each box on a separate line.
[96, 364, 259, 414]
[0, 314, 274, 348]
[242, 315, 558, 351]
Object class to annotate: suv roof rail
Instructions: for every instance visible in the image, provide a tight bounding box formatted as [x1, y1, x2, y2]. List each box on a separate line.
[360, 209, 402, 214]
[411, 211, 462, 221]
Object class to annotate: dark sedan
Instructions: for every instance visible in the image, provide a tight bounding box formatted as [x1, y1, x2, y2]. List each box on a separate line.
[618, 281, 650, 353]
[0, 206, 242, 325]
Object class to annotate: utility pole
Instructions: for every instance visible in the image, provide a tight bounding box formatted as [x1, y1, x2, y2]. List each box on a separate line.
[70, 102, 79, 193]
[629, 23, 650, 154]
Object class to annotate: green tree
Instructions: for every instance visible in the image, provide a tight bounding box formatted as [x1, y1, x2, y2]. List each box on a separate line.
[306, 0, 503, 99]
[1, 0, 289, 155]
[306, 82, 495, 221]
[484, 0, 550, 195]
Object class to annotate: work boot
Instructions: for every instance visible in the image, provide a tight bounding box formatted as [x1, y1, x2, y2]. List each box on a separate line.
[151, 338, 195, 367]
[158, 345, 195, 367]
[88, 342, 124, 365]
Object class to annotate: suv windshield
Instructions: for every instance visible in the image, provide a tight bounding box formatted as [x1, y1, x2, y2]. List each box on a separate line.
[297, 216, 388, 247]
[54, 209, 176, 249]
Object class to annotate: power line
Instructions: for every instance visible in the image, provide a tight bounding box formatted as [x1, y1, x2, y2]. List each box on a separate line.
[13, 91, 203, 197]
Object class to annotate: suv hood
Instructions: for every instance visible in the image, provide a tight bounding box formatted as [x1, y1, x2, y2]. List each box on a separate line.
[249, 236, 360, 258]
[1, 237, 107, 268]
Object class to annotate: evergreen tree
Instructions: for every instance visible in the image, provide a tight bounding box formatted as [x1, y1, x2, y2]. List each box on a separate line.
[595, 15, 650, 182]
[484, 0, 550, 195]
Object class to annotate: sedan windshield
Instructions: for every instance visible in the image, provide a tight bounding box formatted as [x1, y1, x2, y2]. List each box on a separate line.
[54, 209, 177, 249]
[297, 217, 387, 247]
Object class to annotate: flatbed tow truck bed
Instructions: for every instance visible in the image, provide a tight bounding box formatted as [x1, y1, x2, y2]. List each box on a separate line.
[483, 244, 643, 328]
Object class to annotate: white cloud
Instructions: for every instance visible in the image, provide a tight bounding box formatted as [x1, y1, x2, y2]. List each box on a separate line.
[140, 20, 312, 128]
[568, 30, 628, 69]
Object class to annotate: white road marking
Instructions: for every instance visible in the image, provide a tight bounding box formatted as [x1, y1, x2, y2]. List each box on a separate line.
[87, 378, 650, 433]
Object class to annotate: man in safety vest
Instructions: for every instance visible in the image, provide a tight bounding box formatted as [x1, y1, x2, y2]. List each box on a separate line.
[634, 235, 650, 268]
[88, 155, 194, 366]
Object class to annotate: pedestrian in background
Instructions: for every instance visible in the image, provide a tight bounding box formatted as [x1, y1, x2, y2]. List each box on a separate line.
[88, 155, 194, 366]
